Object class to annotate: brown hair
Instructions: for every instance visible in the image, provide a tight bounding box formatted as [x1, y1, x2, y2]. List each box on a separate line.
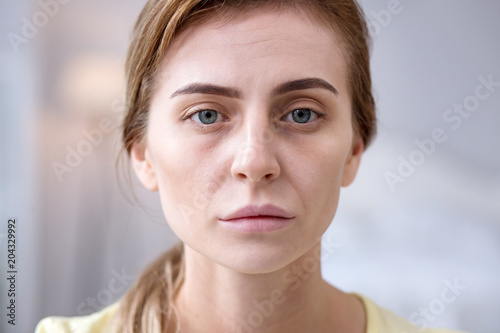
[115, 0, 376, 332]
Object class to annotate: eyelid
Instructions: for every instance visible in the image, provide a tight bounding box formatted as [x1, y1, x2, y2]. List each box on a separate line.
[281, 108, 323, 123]
[181, 107, 228, 126]
[281, 96, 327, 112]
[280, 98, 327, 122]
[179, 99, 327, 125]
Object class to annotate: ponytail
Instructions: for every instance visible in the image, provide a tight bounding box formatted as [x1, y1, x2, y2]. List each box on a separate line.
[110, 242, 185, 332]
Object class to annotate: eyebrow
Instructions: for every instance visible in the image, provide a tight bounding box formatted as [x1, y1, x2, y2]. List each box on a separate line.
[272, 78, 339, 96]
[169, 77, 339, 99]
[170, 83, 240, 99]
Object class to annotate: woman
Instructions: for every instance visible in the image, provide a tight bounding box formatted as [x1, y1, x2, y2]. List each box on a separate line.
[36, 0, 466, 332]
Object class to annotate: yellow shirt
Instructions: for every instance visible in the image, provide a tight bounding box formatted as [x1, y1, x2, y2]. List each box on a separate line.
[35, 294, 467, 333]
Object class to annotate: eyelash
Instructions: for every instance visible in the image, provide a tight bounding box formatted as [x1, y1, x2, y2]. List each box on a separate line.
[280, 108, 325, 123]
[184, 108, 225, 124]
[182, 107, 326, 125]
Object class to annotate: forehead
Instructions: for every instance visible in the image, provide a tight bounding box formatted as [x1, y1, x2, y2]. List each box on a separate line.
[157, 6, 348, 95]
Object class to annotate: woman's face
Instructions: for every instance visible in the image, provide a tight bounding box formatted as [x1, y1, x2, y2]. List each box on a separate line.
[132, 7, 363, 273]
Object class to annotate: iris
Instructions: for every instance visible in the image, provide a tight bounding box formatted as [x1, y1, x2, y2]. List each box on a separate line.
[291, 109, 311, 123]
[197, 110, 218, 124]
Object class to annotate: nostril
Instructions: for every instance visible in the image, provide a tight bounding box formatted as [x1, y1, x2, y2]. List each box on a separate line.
[230, 135, 281, 183]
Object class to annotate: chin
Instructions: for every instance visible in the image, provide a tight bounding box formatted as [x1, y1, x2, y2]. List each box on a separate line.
[209, 238, 308, 275]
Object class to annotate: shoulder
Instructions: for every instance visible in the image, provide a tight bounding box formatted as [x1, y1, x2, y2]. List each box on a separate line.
[34, 302, 119, 333]
[354, 293, 469, 333]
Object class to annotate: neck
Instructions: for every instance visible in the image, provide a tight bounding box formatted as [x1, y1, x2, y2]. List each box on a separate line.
[173, 243, 366, 333]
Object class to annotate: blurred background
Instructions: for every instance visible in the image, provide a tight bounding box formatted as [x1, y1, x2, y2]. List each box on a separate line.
[0, 0, 499, 332]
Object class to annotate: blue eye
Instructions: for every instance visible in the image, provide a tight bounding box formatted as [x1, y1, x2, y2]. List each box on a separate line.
[284, 108, 319, 123]
[191, 110, 222, 124]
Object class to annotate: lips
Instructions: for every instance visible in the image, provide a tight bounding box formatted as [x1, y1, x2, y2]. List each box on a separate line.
[219, 204, 294, 221]
[218, 204, 295, 232]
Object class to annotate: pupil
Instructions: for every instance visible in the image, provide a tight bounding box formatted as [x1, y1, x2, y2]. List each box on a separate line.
[200, 110, 217, 124]
[292, 109, 311, 123]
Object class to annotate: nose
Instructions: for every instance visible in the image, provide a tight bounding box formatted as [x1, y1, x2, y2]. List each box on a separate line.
[230, 124, 281, 184]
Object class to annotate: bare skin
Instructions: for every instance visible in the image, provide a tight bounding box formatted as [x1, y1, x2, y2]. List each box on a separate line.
[174, 243, 366, 333]
[132, 6, 366, 333]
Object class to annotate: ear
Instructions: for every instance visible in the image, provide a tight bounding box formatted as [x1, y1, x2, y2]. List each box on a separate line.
[341, 136, 364, 187]
[130, 142, 159, 191]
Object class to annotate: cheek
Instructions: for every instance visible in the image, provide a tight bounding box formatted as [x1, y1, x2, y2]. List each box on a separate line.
[285, 132, 351, 222]
[292, 131, 349, 192]
[148, 132, 223, 229]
